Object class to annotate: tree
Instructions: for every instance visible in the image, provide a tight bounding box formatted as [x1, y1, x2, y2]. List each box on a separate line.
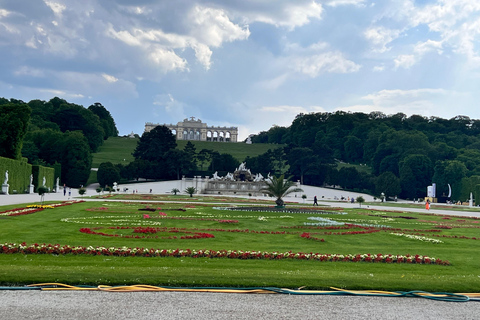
[260, 175, 304, 207]
[171, 188, 180, 195]
[97, 162, 121, 187]
[133, 125, 176, 162]
[164, 149, 195, 180]
[184, 186, 196, 197]
[183, 141, 197, 163]
[197, 149, 212, 171]
[375, 172, 401, 201]
[287, 147, 316, 185]
[0, 102, 31, 159]
[399, 154, 433, 199]
[61, 131, 92, 187]
[356, 196, 365, 207]
[88, 102, 118, 139]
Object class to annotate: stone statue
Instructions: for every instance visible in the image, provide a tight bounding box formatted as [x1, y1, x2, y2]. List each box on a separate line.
[237, 162, 246, 171]
[225, 172, 234, 181]
[42, 176, 46, 186]
[212, 171, 221, 180]
[254, 173, 264, 182]
[30, 174, 33, 185]
[3, 170, 8, 185]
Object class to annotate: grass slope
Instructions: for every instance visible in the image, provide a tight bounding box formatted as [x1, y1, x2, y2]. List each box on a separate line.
[1, 198, 479, 291]
[92, 137, 281, 168]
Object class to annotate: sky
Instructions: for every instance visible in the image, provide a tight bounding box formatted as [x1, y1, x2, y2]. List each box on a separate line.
[1, 0, 480, 140]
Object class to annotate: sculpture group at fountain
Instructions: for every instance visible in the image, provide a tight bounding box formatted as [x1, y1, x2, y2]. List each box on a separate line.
[204, 163, 267, 195]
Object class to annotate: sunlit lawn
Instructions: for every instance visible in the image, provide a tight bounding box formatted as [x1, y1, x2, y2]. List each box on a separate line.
[0, 199, 479, 292]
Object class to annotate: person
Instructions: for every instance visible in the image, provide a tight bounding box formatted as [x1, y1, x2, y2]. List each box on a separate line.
[351, 197, 355, 203]
[68, 188, 71, 197]
[313, 196, 318, 206]
[63, 184, 66, 196]
[425, 199, 430, 210]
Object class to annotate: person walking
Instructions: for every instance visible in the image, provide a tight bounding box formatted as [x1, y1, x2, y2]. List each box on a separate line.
[313, 196, 318, 206]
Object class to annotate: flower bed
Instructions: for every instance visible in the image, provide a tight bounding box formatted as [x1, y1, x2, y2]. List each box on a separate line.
[0, 242, 450, 265]
[79, 227, 215, 239]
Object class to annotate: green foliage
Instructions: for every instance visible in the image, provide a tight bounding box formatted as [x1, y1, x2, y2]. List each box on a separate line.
[375, 172, 401, 200]
[356, 196, 365, 207]
[184, 186, 196, 197]
[260, 175, 303, 207]
[133, 125, 177, 162]
[0, 101, 31, 160]
[57, 131, 91, 187]
[0, 156, 32, 193]
[171, 188, 180, 195]
[78, 188, 87, 196]
[88, 102, 118, 139]
[97, 162, 121, 188]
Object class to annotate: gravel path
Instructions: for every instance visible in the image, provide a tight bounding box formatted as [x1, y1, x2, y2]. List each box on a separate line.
[1, 291, 479, 320]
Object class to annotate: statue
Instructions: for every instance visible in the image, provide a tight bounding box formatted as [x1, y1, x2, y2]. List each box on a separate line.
[30, 174, 33, 185]
[225, 172, 234, 181]
[237, 162, 246, 171]
[212, 171, 221, 180]
[42, 176, 46, 186]
[254, 173, 264, 182]
[3, 170, 8, 185]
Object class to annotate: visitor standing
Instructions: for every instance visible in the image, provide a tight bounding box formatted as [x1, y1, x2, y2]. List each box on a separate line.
[313, 196, 318, 206]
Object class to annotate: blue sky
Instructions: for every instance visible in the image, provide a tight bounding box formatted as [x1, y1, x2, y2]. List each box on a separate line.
[1, 0, 480, 140]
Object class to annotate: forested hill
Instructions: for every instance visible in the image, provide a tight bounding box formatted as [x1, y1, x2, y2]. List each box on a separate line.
[249, 111, 480, 201]
[0, 97, 118, 187]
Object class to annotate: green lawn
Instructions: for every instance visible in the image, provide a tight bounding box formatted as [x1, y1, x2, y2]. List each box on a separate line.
[91, 137, 282, 168]
[1, 198, 479, 292]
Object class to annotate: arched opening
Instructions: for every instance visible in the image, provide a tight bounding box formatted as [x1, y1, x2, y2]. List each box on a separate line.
[207, 131, 212, 141]
[225, 131, 231, 142]
[213, 131, 218, 142]
[189, 130, 194, 140]
[183, 130, 188, 140]
[219, 132, 225, 142]
[195, 130, 200, 140]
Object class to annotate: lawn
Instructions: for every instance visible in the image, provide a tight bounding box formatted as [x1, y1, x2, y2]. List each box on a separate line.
[1, 198, 479, 292]
[91, 137, 281, 168]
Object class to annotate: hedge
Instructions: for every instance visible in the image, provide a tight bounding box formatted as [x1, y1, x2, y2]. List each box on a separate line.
[0, 156, 32, 194]
[32, 165, 55, 192]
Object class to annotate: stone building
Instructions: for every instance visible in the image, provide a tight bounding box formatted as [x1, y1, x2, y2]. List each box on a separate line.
[145, 117, 238, 142]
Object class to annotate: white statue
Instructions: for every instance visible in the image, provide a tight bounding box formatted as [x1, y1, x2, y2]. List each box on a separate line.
[42, 176, 46, 186]
[3, 170, 8, 185]
[254, 173, 264, 182]
[30, 174, 33, 185]
[56, 177, 59, 185]
[267, 172, 273, 182]
[237, 162, 246, 171]
[212, 171, 221, 180]
[225, 172, 234, 181]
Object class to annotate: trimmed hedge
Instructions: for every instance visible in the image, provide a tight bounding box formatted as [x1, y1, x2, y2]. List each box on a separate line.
[0, 156, 32, 193]
[32, 165, 55, 192]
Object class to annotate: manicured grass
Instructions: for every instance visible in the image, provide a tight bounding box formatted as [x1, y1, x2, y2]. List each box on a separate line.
[1, 199, 479, 291]
[92, 137, 282, 168]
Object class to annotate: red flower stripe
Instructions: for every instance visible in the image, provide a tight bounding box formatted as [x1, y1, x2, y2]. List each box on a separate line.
[0, 242, 450, 265]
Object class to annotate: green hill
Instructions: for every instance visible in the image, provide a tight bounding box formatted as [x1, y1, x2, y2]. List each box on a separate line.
[91, 137, 282, 168]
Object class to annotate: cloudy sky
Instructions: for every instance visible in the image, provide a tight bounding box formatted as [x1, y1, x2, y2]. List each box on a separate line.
[1, 0, 480, 140]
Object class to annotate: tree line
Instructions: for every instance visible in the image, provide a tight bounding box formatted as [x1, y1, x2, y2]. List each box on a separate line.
[248, 111, 480, 202]
[0, 97, 118, 187]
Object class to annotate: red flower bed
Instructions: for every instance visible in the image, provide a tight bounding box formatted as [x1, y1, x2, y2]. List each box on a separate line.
[79, 227, 215, 240]
[300, 232, 325, 242]
[0, 242, 450, 265]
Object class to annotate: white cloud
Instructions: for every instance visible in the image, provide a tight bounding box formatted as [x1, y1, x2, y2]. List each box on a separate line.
[153, 94, 186, 120]
[364, 26, 401, 53]
[44, 1, 66, 16]
[292, 51, 361, 76]
[394, 54, 415, 69]
[240, 1, 323, 30]
[102, 73, 118, 83]
[327, 0, 366, 7]
[339, 88, 457, 117]
[188, 6, 250, 47]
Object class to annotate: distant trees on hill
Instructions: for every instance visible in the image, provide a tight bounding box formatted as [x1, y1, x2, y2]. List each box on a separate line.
[248, 111, 480, 201]
[0, 96, 118, 187]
